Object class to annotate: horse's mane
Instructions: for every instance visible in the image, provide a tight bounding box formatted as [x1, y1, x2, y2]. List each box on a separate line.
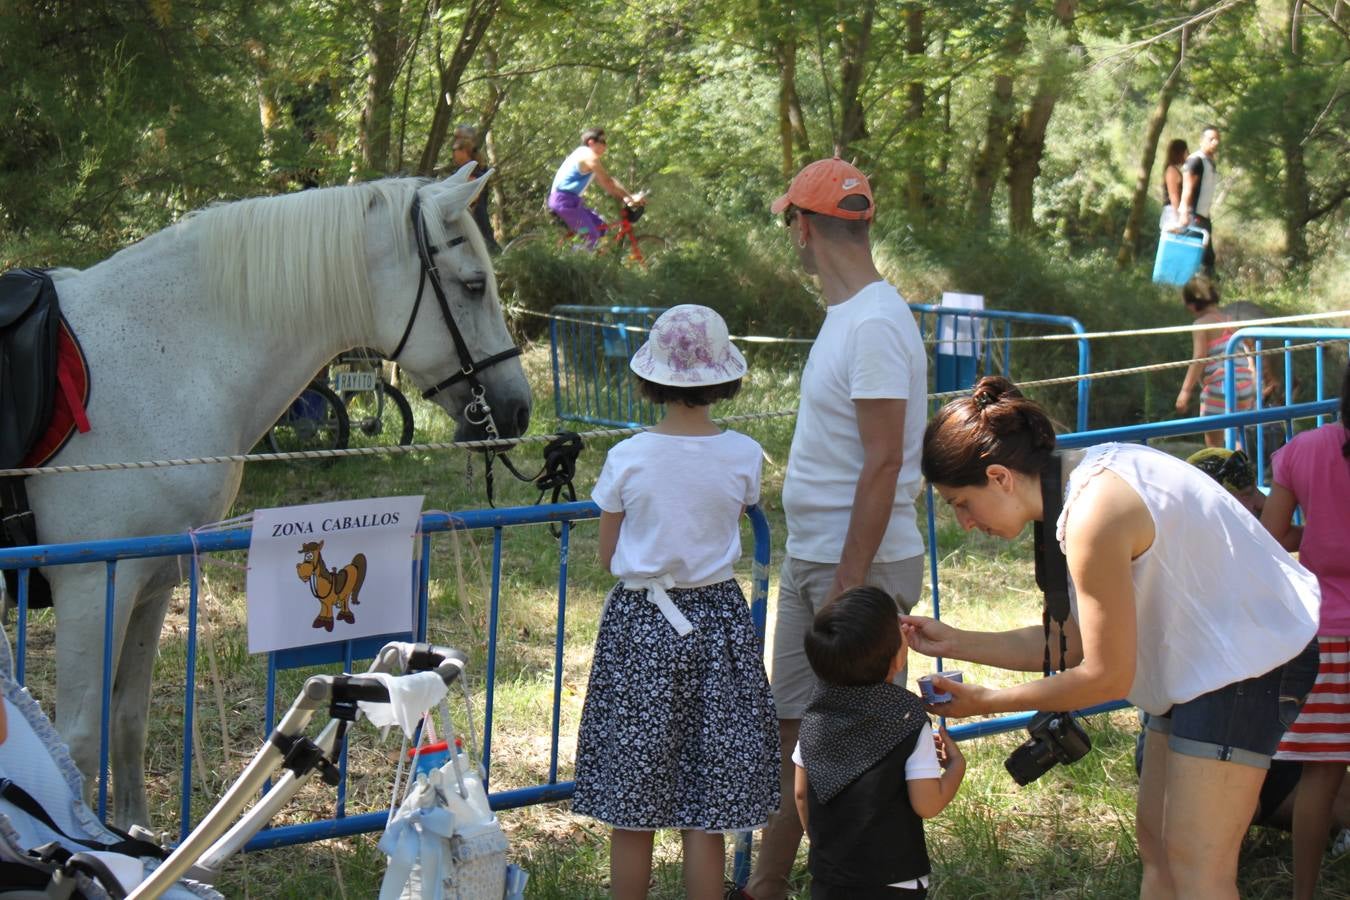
[189, 177, 484, 343]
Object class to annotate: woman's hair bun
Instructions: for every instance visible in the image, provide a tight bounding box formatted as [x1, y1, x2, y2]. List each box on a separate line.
[970, 375, 1022, 411]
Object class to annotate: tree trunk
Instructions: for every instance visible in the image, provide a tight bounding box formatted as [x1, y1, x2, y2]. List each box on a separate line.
[968, 72, 1015, 228]
[481, 42, 506, 240]
[1281, 0, 1310, 266]
[775, 34, 809, 178]
[417, 0, 500, 176]
[1006, 0, 1078, 235]
[903, 4, 927, 210]
[967, 3, 1027, 227]
[837, 1, 875, 154]
[1115, 37, 1185, 266]
[360, 0, 403, 174]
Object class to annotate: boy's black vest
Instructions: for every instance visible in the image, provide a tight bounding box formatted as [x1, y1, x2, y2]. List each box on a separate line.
[806, 725, 929, 892]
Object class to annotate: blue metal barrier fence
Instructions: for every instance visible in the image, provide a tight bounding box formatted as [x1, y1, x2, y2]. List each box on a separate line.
[909, 304, 1090, 432]
[1222, 327, 1350, 483]
[551, 303, 1090, 430]
[550, 305, 667, 427]
[0, 502, 772, 856]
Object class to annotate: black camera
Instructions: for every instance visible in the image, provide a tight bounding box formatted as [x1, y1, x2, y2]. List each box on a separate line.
[1004, 710, 1092, 786]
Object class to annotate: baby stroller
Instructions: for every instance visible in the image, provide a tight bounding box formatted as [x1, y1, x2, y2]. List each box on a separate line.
[0, 636, 522, 899]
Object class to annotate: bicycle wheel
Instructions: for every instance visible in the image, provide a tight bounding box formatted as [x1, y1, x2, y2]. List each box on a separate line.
[265, 383, 350, 456]
[500, 230, 553, 255]
[345, 380, 415, 447]
[630, 234, 669, 266]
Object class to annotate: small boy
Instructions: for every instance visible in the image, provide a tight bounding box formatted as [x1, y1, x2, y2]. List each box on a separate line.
[793, 586, 965, 899]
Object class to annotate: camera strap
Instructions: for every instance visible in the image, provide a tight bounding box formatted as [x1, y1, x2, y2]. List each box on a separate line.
[1033, 452, 1071, 677]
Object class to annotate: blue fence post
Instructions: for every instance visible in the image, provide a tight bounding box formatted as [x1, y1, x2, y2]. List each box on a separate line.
[733, 505, 772, 888]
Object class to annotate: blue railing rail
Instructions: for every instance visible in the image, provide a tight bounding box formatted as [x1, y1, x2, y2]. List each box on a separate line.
[549, 305, 668, 428]
[1222, 327, 1350, 482]
[909, 304, 1090, 432]
[0, 502, 772, 855]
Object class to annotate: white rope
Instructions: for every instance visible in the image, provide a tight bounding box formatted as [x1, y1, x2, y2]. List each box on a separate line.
[518, 305, 1350, 346]
[3, 340, 1341, 479]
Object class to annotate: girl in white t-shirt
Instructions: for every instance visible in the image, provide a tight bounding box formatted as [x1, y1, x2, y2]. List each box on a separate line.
[571, 305, 779, 900]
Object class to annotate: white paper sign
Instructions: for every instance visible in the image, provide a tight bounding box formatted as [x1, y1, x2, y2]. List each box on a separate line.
[937, 291, 985, 357]
[246, 495, 424, 653]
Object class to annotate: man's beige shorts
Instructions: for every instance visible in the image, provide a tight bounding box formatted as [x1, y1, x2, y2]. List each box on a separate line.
[769, 555, 924, 719]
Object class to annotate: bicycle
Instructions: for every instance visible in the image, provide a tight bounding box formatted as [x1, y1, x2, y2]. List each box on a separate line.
[262, 350, 415, 457]
[328, 347, 415, 447]
[503, 193, 667, 267]
[264, 381, 349, 456]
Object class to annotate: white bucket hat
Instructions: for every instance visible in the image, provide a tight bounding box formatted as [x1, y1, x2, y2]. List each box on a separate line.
[629, 305, 747, 387]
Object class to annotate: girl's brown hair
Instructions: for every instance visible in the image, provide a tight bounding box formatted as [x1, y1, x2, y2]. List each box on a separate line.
[921, 376, 1057, 486]
[1165, 139, 1189, 167]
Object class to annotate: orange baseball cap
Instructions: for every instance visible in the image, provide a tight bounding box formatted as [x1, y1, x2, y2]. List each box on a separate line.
[770, 157, 874, 221]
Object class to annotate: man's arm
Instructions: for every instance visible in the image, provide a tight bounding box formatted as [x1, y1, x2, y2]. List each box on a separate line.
[830, 397, 906, 597]
[587, 157, 638, 206]
[1176, 159, 1199, 226]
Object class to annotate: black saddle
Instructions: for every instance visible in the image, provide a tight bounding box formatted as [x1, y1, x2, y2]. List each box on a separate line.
[0, 267, 60, 609]
[0, 268, 60, 469]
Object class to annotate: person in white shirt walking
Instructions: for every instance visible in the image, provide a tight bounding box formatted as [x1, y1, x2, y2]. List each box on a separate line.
[1175, 125, 1221, 276]
[744, 158, 928, 900]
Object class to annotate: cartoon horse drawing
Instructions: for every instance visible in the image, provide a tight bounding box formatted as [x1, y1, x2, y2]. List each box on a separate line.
[296, 540, 367, 632]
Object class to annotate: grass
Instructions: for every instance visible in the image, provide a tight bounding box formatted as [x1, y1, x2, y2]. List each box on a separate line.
[16, 309, 1350, 898]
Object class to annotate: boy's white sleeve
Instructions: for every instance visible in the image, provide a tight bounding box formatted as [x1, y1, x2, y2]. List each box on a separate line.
[905, 722, 941, 780]
[791, 740, 803, 767]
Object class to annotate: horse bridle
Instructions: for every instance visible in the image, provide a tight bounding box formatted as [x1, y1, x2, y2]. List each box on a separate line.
[388, 191, 582, 512]
[388, 191, 521, 442]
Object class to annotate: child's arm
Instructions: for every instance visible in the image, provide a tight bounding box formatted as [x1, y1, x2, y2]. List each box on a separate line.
[1260, 482, 1303, 552]
[794, 764, 810, 832]
[598, 510, 624, 571]
[907, 724, 966, 819]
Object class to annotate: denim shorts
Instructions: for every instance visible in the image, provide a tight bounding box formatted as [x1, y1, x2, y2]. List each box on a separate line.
[1146, 640, 1320, 769]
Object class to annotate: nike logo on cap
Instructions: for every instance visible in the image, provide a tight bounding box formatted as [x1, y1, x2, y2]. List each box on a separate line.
[842, 178, 860, 189]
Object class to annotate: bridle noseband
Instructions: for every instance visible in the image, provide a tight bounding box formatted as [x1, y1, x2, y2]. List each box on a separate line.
[389, 191, 522, 440]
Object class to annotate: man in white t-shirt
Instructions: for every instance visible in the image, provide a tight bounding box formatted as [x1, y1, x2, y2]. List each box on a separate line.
[743, 158, 928, 900]
[1176, 124, 1220, 276]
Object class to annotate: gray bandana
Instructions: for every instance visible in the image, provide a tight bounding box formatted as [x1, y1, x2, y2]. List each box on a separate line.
[798, 681, 929, 803]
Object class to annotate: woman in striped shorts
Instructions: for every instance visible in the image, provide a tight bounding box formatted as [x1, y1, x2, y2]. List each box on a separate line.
[1174, 276, 1256, 447]
[1261, 360, 1350, 900]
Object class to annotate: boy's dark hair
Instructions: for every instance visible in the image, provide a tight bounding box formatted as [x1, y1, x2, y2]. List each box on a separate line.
[581, 127, 607, 145]
[636, 375, 742, 408]
[804, 586, 901, 686]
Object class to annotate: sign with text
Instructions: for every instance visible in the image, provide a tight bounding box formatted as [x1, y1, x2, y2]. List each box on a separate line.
[246, 495, 424, 653]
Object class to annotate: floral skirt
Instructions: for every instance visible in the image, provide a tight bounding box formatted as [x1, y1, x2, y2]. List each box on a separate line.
[572, 578, 780, 831]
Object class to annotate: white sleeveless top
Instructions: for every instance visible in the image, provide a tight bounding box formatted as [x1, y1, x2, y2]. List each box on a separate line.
[1057, 443, 1320, 715]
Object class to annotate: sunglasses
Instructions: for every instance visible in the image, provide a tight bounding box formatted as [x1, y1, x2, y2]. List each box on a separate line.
[783, 207, 812, 228]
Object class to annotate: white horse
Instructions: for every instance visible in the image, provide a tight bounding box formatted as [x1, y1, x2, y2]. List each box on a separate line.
[23, 164, 530, 828]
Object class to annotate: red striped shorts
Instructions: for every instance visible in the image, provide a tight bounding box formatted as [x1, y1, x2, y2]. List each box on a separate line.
[1275, 636, 1350, 763]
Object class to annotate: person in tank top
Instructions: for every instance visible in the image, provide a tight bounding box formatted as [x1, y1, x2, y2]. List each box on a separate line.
[546, 126, 643, 249]
[903, 375, 1320, 899]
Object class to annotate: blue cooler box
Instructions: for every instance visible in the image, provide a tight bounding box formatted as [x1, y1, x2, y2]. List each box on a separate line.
[1152, 228, 1208, 286]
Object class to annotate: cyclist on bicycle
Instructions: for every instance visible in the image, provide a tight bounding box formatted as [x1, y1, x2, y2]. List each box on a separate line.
[548, 127, 644, 249]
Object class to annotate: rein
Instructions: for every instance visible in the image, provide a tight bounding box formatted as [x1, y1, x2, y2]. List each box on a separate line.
[391, 190, 581, 512]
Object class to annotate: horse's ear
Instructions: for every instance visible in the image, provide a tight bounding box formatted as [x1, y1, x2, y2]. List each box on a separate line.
[427, 164, 490, 219]
[317, 539, 324, 550]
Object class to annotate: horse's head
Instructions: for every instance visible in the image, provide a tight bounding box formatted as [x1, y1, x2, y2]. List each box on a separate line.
[373, 166, 531, 442]
[297, 540, 324, 580]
